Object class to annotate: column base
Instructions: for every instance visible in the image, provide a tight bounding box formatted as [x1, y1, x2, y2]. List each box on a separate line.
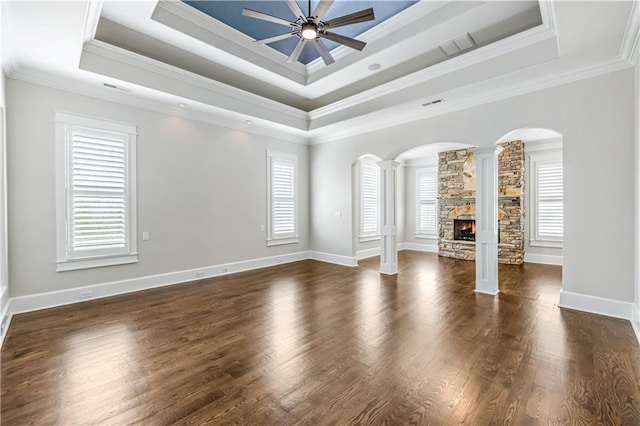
[475, 281, 499, 295]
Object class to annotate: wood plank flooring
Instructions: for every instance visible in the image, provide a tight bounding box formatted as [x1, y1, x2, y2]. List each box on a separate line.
[2, 251, 640, 424]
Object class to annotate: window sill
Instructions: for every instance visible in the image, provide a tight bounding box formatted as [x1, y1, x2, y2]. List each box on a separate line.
[415, 234, 438, 240]
[267, 237, 299, 247]
[529, 240, 563, 249]
[359, 235, 380, 243]
[56, 254, 139, 272]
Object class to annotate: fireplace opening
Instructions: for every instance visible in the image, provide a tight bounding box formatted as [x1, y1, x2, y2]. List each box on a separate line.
[454, 219, 476, 241]
[453, 219, 501, 242]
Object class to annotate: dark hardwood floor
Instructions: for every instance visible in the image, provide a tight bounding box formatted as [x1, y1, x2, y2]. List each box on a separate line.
[2, 251, 640, 424]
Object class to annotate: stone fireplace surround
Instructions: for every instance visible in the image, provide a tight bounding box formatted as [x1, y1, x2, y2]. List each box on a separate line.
[438, 141, 524, 265]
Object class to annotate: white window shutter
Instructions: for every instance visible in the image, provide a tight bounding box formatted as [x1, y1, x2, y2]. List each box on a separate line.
[271, 157, 296, 236]
[417, 169, 437, 236]
[536, 160, 563, 239]
[70, 127, 129, 255]
[360, 163, 379, 237]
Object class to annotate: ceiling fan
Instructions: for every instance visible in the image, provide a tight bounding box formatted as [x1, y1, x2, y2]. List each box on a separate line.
[242, 0, 375, 65]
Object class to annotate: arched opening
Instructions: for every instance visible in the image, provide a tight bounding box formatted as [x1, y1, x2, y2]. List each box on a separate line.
[494, 127, 563, 293]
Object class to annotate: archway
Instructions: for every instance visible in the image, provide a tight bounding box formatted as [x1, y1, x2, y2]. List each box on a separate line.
[491, 127, 564, 293]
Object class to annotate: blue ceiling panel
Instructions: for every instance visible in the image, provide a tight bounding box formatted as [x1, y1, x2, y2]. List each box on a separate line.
[183, 1, 418, 64]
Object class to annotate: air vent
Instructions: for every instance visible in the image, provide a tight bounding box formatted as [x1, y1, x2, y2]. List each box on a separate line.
[103, 83, 131, 93]
[439, 32, 476, 57]
[422, 99, 444, 107]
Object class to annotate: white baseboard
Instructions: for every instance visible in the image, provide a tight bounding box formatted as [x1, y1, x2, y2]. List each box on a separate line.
[356, 247, 380, 260]
[11, 251, 309, 314]
[559, 290, 633, 320]
[402, 242, 438, 253]
[308, 251, 357, 267]
[0, 296, 12, 348]
[524, 253, 563, 265]
[632, 304, 640, 345]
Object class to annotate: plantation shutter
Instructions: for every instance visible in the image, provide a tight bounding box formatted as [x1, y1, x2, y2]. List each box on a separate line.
[418, 170, 437, 235]
[272, 157, 296, 237]
[360, 163, 379, 237]
[69, 127, 128, 256]
[536, 159, 563, 239]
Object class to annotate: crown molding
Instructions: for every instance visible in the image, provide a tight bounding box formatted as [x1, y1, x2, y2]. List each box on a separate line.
[309, 56, 631, 145]
[81, 40, 309, 130]
[621, 0, 640, 66]
[82, 0, 103, 43]
[1, 2, 17, 76]
[7, 67, 309, 145]
[309, 23, 557, 121]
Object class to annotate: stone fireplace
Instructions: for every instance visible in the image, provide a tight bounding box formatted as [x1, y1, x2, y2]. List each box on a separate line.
[438, 141, 524, 264]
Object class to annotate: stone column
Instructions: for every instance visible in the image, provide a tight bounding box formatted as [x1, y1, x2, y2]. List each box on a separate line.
[473, 145, 504, 294]
[379, 160, 400, 275]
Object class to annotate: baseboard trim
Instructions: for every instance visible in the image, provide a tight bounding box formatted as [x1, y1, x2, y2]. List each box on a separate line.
[402, 242, 438, 253]
[356, 247, 380, 260]
[11, 251, 309, 314]
[632, 304, 640, 344]
[559, 290, 633, 320]
[308, 251, 358, 267]
[0, 298, 12, 348]
[524, 253, 562, 265]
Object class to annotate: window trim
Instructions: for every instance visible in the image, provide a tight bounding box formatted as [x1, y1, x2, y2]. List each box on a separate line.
[358, 159, 381, 242]
[266, 150, 299, 246]
[55, 111, 138, 271]
[416, 166, 438, 239]
[528, 147, 563, 248]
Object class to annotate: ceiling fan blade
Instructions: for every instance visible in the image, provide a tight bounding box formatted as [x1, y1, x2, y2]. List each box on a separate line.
[322, 8, 375, 29]
[287, 37, 306, 63]
[242, 8, 294, 27]
[320, 31, 366, 51]
[255, 32, 296, 44]
[312, 39, 335, 65]
[312, 0, 334, 21]
[285, 0, 307, 22]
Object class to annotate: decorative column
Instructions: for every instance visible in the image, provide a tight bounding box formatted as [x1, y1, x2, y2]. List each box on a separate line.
[473, 145, 504, 294]
[379, 160, 400, 275]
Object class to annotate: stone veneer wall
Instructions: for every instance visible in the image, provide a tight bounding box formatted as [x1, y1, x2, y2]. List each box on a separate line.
[438, 141, 524, 264]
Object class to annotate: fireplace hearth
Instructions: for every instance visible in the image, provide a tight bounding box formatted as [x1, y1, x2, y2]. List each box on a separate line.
[454, 219, 476, 241]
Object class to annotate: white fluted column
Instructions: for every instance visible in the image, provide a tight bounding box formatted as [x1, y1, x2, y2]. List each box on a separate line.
[473, 145, 504, 295]
[379, 160, 400, 275]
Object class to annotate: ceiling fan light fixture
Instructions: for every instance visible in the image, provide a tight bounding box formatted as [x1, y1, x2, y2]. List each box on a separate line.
[301, 22, 317, 40]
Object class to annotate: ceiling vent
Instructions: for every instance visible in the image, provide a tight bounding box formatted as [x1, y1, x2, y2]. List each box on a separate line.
[439, 32, 476, 57]
[103, 83, 131, 93]
[422, 99, 444, 107]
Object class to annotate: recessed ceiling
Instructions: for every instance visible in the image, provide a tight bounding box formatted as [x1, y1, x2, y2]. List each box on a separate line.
[2, 1, 634, 144]
[183, 1, 418, 64]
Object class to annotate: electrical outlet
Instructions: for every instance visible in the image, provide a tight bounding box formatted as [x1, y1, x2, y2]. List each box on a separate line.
[79, 291, 92, 300]
[221, 268, 228, 273]
[196, 271, 205, 278]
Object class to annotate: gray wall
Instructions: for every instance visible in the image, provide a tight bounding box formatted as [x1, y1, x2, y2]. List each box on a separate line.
[310, 69, 635, 303]
[7, 79, 309, 297]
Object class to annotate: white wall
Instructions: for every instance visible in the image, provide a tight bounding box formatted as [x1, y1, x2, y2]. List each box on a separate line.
[310, 69, 635, 303]
[6, 79, 309, 298]
[635, 60, 640, 332]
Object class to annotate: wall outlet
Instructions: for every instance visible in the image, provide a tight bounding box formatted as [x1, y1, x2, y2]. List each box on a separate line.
[79, 291, 92, 300]
[260, 225, 265, 232]
[196, 271, 205, 278]
[221, 268, 228, 273]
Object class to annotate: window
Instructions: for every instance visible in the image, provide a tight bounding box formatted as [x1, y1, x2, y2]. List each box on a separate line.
[529, 149, 563, 246]
[55, 112, 138, 271]
[267, 150, 298, 246]
[359, 159, 380, 241]
[416, 167, 437, 238]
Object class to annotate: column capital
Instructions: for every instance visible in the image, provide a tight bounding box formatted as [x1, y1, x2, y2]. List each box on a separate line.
[473, 145, 504, 156]
[378, 160, 401, 170]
